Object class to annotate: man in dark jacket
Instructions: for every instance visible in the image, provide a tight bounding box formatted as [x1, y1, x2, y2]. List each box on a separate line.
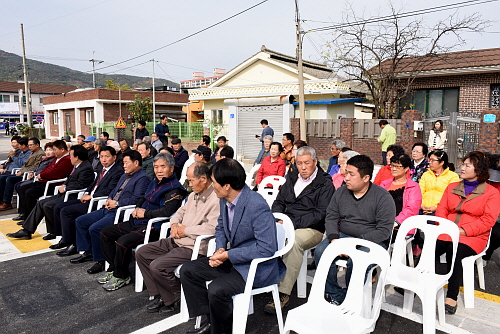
[7, 145, 95, 240]
[264, 146, 335, 314]
[171, 138, 188, 172]
[135, 120, 149, 140]
[98, 152, 187, 291]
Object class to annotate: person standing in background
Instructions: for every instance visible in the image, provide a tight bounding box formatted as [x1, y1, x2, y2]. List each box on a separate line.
[378, 120, 396, 166]
[155, 115, 170, 144]
[257, 119, 274, 149]
[428, 120, 447, 151]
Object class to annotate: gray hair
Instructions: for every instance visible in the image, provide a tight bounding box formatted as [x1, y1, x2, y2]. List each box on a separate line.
[142, 136, 151, 144]
[263, 135, 273, 141]
[134, 139, 143, 145]
[296, 146, 317, 160]
[342, 150, 360, 161]
[153, 152, 175, 167]
[109, 141, 120, 152]
[191, 161, 211, 179]
[95, 138, 106, 147]
[331, 139, 346, 150]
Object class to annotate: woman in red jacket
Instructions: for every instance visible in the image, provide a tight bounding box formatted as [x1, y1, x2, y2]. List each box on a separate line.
[256, 142, 286, 187]
[436, 151, 500, 314]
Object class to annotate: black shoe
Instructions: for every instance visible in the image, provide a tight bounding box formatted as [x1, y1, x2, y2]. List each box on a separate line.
[394, 287, 405, 295]
[445, 302, 458, 315]
[57, 245, 77, 256]
[146, 295, 164, 313]
[6, 229, 32, 239]
[159, 300, 180, 314]
[324, 293, 341, 306]
[70, 251, 93, 264]
[307, 262, 317, 270]
[186, 320, 211, 334]
[42, 233, 56, 240]
[16, 221, 23, 225]
[87, 261, 105, 274]
[12, 214, 24, 221]
[50, 240, 71, 250]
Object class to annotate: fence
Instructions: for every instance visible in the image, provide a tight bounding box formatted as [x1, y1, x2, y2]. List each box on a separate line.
[305, 119, 401, 139]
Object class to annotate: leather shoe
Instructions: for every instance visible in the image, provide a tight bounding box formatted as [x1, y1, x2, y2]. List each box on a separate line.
[445, 302, 458, 315]
[16, 221, 23, 225]
[43, 233, 56, 240]
[57, 245, 77, 256]
[70, 251, 93, 264]
[186, 321, 211, 334]
[12, 214, 25, 221]
[49, 240, 71, 250]
[6, 229, 32, 239]
[87, 261, 105, 274]
[159, 300, 180, 314]
[146, 295, 164, 313]
[0, 203, 13, 211]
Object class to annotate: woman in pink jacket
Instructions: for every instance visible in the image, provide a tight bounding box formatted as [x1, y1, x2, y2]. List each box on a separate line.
[380, 154, 422, 242]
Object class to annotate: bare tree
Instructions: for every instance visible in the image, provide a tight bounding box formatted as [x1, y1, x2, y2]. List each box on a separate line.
[322, 3, 488, 118]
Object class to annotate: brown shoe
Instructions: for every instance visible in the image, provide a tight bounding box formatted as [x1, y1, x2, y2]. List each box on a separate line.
[0, 203, 13, 211]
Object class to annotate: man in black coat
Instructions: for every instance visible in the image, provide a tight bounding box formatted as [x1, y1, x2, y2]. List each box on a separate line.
[264, 146, 335, 314]
[50, 146, 124, 255]
[7, 145, 96, 240]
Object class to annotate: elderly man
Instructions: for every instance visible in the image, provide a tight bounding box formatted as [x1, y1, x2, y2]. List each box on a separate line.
[180, 158, 284, 334]
[98, 152, 187, 291]
[314, 155, 395, 305]
[7, 145, 95, 240]
[192, 145, 212, 166]
[326, 139, 346, 176]
[135, 162, 219, 313]
[0, 136, 31, 175]
[138, 142, 154, 179]
[264, 146, 335, 314]
[71, 150, 150, 274]
[151, 132, 163, 151]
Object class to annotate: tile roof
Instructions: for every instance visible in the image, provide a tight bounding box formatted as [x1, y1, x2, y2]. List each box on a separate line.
[0, 81, 77, 94]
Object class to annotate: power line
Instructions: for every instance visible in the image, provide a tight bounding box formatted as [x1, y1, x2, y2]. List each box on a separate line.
[154, 61, 176, 83]
[91, 0, 269, 72]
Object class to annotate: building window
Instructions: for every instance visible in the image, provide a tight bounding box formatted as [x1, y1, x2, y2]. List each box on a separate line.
[491, 84, 500, 109]
[53, 112, 59, 125]
[14, 95, 19, 103]
[211, 109, 223, 124]
[0, 95, 11, 102]
[398, 88, 459, 118]
[85, 109, 94, 124]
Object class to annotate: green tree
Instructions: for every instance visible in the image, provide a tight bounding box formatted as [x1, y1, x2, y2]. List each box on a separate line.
[105, 79, 132, 90]
[127, 94, 152, 121]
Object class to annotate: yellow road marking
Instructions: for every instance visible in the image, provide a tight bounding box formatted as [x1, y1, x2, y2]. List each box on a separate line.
[0, 219, 52, 253]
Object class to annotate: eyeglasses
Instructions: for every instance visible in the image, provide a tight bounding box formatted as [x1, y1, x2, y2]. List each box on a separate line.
[429, 159, 441, 163]
[390, 164, 404, 169]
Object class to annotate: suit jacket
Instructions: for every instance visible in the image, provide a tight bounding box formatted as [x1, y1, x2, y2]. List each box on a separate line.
[108, 168, 150, 207]
[19, 148, 45, 174]
[65, 160, 95, 192]
[39, 154, 73, 182]
[216, 185, 284, 287]
[86, 163, 125, 198]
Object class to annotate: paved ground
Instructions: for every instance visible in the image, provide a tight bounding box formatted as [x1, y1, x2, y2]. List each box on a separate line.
[1, 133, 500, 334]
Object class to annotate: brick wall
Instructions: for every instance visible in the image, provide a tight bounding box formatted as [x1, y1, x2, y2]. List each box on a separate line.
[79, 109, 91, 137]
[102, 104, 184, 123]
[478, 108, 500, 153]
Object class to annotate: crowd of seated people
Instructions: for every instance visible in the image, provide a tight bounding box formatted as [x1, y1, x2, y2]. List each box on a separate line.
[3, 130, 500, 334]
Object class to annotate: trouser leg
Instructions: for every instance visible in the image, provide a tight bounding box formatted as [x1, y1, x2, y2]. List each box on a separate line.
[22, 196, 56, 233]
[100, 222, 130, 272]
[61, 201, 89, 243]
[88, 210, 116, 261]
[314, 238, 345, 302]
[484, 222, 500, 261]
[42, 195, 63, 234]
[279, 228, 323, 295]
[3, 175, 22, 203]
[75, 209, 107, 252]
[0, 174, 9, 200]
[21, 183, 46, 216]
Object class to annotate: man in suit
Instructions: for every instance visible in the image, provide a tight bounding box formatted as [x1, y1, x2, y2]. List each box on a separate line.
[14, 140, 74, 221]
[180, 158, 283, 334]
[50, 146, 124, 254]
[7, 145, 95, 240]
[71, 150, 150, 274]
[154, 115, 170, 144]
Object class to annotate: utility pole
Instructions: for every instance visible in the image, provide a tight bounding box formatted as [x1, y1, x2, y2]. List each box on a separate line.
[89, 51, 103, 88]
[295, 1, 306, 141]
[152, 59, 156, 125]
[20, 23, 32, 127]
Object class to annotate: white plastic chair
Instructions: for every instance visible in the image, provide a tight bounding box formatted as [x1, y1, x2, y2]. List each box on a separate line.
[179, 153, 195, 185]
[63, 189, 87, 202]
[39, 178, 67, 200]
[257, 175, 286, 208]
[87, 196, 108, 213]
[245, 164, 261, 187]
[297, 246, 317, 298]
[283, 238, 391, 334]
[385, 215, 459, 334]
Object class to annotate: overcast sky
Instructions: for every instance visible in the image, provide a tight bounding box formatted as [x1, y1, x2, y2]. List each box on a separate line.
[1, 0, 498, 85]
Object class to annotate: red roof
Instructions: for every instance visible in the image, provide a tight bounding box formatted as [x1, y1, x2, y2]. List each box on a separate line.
[0, 81, 77, 94]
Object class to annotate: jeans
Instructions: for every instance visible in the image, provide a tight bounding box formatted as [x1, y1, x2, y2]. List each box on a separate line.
[0, 174, 22, 203]
[314, 233, 387, 303]
[75, 208, 117, 261]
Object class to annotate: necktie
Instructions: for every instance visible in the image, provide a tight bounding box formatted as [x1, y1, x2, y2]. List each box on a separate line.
[91, 169, 107, 193]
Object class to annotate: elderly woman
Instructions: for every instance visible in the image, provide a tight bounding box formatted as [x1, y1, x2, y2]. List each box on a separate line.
[410, 142, 429, 182]
[374, 145, 406, 185]
[380, 154, 422, 240]
[419, 150, 459, 215]
[436, 151, 500, 314]
[332, 150, 359, 189]
[254, 135, 273, 165]
[256, 142, 286, 188]
[428, 120, 447, 151]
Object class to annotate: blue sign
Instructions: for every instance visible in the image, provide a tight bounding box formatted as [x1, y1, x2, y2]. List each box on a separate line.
[36, 116, 43, 123]
[230, 114, 235, 119]
[483, 114, 496, 123]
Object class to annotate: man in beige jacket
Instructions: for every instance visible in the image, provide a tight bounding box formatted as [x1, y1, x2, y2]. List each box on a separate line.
[136, 162, 220, 314]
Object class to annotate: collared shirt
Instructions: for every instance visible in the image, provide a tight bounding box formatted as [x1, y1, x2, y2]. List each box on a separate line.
[226, 190, 243, 231]
[89, 163, 114, 196]
[413, 158, 425, 168]
[112, 169, 137, 201]
[55, 152, 69, 164]
[294, 167, 318, 197]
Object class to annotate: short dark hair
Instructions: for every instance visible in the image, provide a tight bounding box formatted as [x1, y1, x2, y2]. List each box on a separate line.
[219, 146, 234, 159]
[138, 142, 150, 151]
[260, 119, 269, 125]
[17, 136, 29, 146]
[283, 133, 294, 143]
[101, 132, 109, 138]
[70, 144, 89, 161]
[412, 142, 429, 156]
[390, 153, 412, 169]
[192, 162, 211, 179]
[138, 120, 146, 126]
[211, 158, 246, 191]
[217, 136, 227, 142]
[11, 135, 21, 142]
[202, 135, 211, 146]
[160, 115, 168, 120]
[387, 144, 405, 156]
[160, 146, 175, 155]
[53, 140, 67, 151]
[428, 150, 449, 169]
[78, 135, 85, 140]
[270, 142, 283, 153]
[100, 146, 117, 156]
[347, 155, 374, 179]
[379, 120, 389, 126]
[293, 140, 308, 149]
[341, 147, 352, 153]
[464, 151, 490, 183]
[44, 142, 54, 150]
[29, 137, 41, 146]
[123, 150, 143, 166]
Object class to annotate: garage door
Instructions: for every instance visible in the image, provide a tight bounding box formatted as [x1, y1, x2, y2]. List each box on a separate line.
[237, 105, 283, 160]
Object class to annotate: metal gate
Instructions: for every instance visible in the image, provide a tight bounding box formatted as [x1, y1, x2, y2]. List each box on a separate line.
[423, 110, 481, 166]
